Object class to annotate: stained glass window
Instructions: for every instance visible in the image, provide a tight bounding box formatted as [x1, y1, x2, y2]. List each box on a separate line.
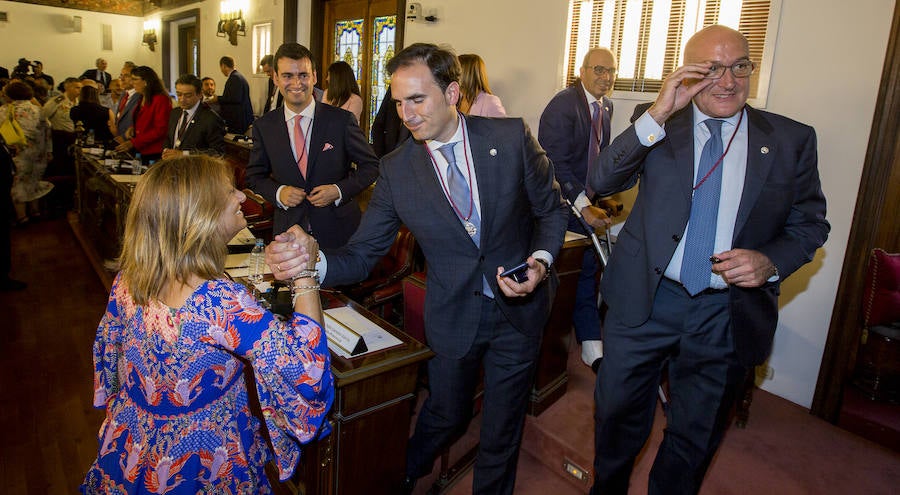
[369, 15, 396, 135]
[334, 19, 364, 82]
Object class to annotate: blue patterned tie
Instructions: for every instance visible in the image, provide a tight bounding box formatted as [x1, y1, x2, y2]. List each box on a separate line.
[680, 119, 724, 295]
[438, 143, 481, 246]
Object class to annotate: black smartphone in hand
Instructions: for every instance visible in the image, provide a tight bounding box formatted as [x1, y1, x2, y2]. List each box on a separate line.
[500, 261, 529, 283]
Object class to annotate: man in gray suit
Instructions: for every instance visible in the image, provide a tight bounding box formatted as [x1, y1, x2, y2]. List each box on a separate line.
[267, 43, 569, 494]
[587, 25, 829, 494]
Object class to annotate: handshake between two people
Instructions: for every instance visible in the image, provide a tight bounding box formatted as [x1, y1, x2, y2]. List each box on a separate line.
[263, 225, 549, 298]
[264, 225, 319, 281]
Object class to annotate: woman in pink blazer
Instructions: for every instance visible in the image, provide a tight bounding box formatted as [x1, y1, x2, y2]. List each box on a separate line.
[458, 54, 507, 117]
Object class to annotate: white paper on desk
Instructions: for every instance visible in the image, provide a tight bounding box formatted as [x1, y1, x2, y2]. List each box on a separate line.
[324, 307, 403, 358]
[565, 230, 587, 242]
[228, 227, 256, 247]
[224, 252, 272, 278]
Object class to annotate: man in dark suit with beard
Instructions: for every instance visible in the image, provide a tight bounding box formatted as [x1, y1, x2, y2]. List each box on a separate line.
[245, 43, 379, 249]
[587, 25, 829, 495]
[266, 43, 569, 495]
[162, 74, 225, 159]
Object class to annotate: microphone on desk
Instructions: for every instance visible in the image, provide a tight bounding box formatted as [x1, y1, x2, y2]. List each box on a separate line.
[562, 182, 610, 268]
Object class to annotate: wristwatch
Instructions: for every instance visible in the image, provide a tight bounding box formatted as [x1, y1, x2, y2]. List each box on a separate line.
[534, 258, 550, 281]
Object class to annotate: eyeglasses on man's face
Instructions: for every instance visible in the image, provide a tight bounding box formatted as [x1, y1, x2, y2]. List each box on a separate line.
[705, 59, 756, 79]
[586, 65, 617, 77]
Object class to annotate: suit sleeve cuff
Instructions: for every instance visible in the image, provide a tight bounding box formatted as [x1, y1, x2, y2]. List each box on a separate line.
[635, 111, 666, 147]
[532, 250, 553, 267]
[275, 185, 289, 210]
[316, 251, 328, 282]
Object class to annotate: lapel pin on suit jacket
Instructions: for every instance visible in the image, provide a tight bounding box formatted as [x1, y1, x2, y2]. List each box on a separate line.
[322, 142, 334, 152]
[489, 148, 497, 156]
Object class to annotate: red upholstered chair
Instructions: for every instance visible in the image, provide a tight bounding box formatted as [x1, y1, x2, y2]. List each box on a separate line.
[853, 249, 900, 402]
[339, 226, 417, 324]
[240, 188, 274, 244]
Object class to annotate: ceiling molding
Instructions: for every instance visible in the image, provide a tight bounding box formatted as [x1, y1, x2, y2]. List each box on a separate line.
[8, 0, 200, 18]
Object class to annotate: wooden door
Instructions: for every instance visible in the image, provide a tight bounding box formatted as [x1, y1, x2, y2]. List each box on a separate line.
[177, 24, 199, 77]
[323, 0, 399, 136]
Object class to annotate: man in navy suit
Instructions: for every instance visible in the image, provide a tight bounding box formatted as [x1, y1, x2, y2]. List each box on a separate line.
[113, 62, 141, 143]
[267, 43, 569, 494]
[245, 43, 379, 249]
[215, 56, 254, 134]
[162, 74, 225, 159]
[588, 25, 829, 494]
[539, 47, 619, 371]
[80, 57, 112, 92]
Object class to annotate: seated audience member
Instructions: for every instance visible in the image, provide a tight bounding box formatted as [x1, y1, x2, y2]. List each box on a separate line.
[115, 66, 171, 163]
[80, 154, 334, 493]
[71, 85, 115, 144]
[162, 74, 226, 159]
[80, 57, 111, 92]
[458, 53, 507, 117]
[324, 61, 363, 123]
[31, 78, 51, 105]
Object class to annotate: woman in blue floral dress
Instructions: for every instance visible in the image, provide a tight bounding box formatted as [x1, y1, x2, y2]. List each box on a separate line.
[82, 155, 334, 494]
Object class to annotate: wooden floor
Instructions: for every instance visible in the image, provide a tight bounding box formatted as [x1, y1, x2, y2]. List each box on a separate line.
[1, 218, 108, 493]
[3, 217, 900, 495]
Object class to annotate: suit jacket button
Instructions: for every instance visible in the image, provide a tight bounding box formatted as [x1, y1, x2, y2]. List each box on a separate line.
[672, 234, 680, 242]
[474, 291, 482, 296]
[479, 256, 485, 262]
[654, 267, 661, 274]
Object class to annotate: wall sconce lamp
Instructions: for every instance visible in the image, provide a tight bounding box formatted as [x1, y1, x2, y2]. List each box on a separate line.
[142, 19, 159, 51]
[217, 0, 248, 46]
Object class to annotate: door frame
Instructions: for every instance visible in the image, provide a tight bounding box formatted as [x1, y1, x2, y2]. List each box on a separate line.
[811, 2, 900, 422]
[161, 8, 201, 90]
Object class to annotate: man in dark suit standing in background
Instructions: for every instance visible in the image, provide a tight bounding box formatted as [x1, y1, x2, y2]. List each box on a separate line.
[588, 25, 829, 495]
[245, 43, 379, 249]
[259, 54, 283, 114]
[80, 58, 111, 92]
[539, 47, 619, 371]
[215, 56, 253, 134]
[162, 74, 225, 159]
[266, 43, 569, 495]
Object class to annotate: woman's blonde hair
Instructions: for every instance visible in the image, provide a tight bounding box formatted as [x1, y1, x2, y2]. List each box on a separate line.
[119, 155, 235, 305]
[457, 54, 493, 114]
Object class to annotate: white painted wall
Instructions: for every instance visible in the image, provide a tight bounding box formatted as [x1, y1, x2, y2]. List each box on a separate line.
[0, 1, 150, 86]
[405, 0, 895, 408]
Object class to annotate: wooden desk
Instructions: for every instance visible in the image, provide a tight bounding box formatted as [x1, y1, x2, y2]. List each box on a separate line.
[529, 235, 591, 415]
[270, 291, 434, 495]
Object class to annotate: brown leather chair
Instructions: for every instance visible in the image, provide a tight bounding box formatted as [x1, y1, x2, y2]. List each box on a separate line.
[339, 226, 417, 323]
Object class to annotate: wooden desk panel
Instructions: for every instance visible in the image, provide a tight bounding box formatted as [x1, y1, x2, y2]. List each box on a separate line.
[282, 292, 433, 495]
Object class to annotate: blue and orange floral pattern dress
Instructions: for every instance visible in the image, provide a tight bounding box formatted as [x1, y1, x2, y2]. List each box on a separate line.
[81, 275, 334, 494]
